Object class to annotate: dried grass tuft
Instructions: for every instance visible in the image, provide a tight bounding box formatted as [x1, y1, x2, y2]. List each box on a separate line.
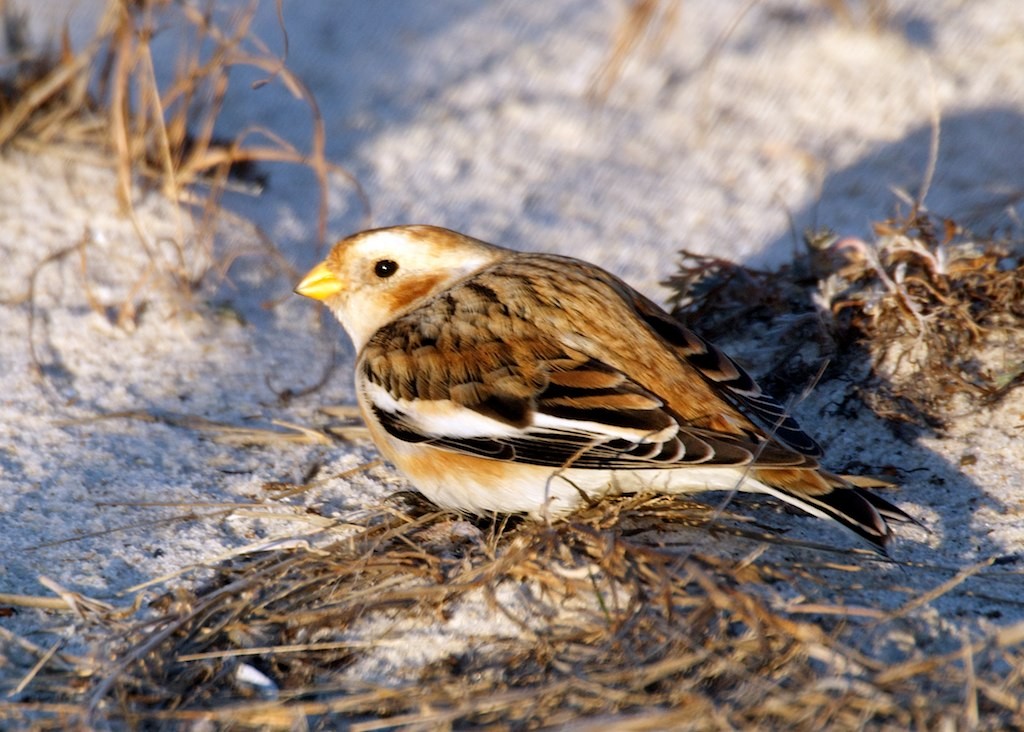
[667, 208, 1024, 430]
[1, 0, 364, 305]
[816, 212, 1024, 427]
[3, 496, 1022, 729]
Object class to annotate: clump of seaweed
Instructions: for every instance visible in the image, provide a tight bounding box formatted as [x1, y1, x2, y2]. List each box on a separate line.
[666, 209, 1024, 430]
[814, 211, 1024, 427]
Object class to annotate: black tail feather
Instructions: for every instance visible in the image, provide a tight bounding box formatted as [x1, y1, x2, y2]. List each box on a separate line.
[858, 488, 924, 528]
[800, 487, 896, 552]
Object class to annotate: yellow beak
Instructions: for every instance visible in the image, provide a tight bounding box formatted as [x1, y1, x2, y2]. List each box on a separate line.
[295, 261, 343, 301]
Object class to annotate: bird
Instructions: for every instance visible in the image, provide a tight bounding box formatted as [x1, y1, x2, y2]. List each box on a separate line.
[295, 225, 914, 551]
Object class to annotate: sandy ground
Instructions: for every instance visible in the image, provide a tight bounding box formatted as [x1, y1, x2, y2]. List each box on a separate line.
[2, 0, 1023, 702]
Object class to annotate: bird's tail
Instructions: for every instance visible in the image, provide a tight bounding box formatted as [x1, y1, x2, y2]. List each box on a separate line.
[751, 468, 917, 553]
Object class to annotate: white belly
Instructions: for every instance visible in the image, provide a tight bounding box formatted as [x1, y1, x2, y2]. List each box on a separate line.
[395, 451, 765, 519]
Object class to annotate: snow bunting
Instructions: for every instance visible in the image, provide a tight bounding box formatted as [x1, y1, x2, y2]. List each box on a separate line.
[296, 225, 913, 550]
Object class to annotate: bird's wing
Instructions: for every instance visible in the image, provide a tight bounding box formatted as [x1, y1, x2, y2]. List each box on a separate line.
[359, 274, 818, 472]
[616, 284, 824, 458]
[364, 353, 816, 470]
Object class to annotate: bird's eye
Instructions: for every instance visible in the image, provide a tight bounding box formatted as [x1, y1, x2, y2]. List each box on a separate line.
[374, 259, 399, 278]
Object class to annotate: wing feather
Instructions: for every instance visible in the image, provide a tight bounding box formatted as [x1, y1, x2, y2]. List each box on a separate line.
[626, 293, 825, 458]
[360, 262, 823, 472]
[364, 359, 814, 472]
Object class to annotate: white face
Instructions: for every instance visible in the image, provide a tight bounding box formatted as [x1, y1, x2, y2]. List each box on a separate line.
[307, 226, 506, 351]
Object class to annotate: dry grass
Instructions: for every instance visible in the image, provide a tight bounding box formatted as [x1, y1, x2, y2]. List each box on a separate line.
[667, 208, 1024, 431]
[817, 213, 1024, 428]
[2, 495, 1022, 729]
[1, 0, 363, 314]
[1, 0, 368, 408]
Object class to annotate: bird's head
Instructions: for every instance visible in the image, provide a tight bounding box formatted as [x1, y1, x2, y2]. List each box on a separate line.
[296, 225, 505, 350]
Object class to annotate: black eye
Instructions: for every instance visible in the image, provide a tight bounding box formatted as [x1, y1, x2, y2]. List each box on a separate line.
[374, 259, 398, 278]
